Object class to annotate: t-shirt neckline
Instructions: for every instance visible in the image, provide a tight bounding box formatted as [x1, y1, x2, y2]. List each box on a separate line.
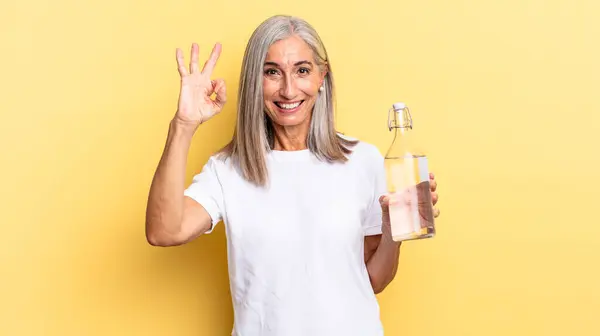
[268, 148, 312, 162]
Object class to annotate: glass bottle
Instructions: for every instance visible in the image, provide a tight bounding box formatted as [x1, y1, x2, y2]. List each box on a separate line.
[384, 102, 436, 242]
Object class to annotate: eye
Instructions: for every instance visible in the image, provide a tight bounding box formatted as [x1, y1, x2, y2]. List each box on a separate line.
[298, 67, 311, 74]
[264, 68, 279, 76]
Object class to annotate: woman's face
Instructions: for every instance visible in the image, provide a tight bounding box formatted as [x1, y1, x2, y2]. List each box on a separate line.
[262, 35, 326, 129]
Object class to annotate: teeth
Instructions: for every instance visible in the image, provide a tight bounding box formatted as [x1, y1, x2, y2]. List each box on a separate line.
[279, 102, 300, 109]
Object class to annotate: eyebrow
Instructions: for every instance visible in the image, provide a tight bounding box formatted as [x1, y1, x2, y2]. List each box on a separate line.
[264, 60, 313, 67]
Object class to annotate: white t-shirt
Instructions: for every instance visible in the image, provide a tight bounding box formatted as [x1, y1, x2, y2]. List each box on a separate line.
[184, 136, 387, 336]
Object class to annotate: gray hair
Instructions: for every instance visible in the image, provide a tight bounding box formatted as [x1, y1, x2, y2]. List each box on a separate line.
[219, 15, 357, 186]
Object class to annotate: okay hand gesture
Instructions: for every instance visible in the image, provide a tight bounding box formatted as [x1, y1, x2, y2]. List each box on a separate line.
[174, 43, 226, 127]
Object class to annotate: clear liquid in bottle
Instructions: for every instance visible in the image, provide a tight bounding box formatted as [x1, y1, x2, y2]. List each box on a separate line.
[384, 102, 436, 242]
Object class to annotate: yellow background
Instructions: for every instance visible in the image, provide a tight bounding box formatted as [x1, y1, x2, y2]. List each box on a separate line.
[2, 0, 598, 335]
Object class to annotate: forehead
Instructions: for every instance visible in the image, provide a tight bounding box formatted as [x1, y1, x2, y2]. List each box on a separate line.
[265, 35, 315, 64]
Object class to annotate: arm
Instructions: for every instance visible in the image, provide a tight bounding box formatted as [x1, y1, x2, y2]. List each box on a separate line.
[144, 120, 212, 246]
[145, 42, 226, 246]
[363, 190, 401, 294]
[364, 234, 401, 294]
[364, 173, 440, 293]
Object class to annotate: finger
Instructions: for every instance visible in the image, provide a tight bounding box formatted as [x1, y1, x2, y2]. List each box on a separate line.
[202, 43, 222, 75]
[433, 207, 440, 218]
[430, 178, 437, 192]
[379, 195, 391, 212]
[190, 43, 200, 73]
[379, 194, 406, 208]
[429, 172, 435, 180]
[431, 192, 438, 205]
[208, 80, 217, 96]
[213, 78, 227, 109]
[379, 194, 393, 205]
[176, 48, 188, 76]
[379, 195, 387, 206]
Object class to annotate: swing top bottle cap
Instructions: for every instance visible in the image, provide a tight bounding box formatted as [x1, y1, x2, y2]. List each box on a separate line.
[393, 102, 406, 111]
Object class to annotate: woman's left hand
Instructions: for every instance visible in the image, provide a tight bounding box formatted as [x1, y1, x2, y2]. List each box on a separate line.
[430, 172, 440, 218]
[379, 172, 441, 240]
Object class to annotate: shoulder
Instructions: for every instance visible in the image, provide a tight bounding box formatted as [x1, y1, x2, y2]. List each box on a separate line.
[194, 151, 235, 179]
[336, 133, 387, 193]
[337, 133, 384, 163]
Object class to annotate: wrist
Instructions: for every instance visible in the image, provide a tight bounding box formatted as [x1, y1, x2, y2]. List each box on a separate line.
[170, 117, 199, 137]
[380, 232, 402, 249]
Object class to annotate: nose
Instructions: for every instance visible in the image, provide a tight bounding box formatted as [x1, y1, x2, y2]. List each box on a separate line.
[279, 75, 297, 100]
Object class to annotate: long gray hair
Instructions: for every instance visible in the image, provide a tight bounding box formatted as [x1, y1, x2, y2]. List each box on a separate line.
[219, 15, 357, 186]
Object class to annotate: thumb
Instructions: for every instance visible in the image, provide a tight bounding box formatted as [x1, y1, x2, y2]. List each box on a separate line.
[212, 78, 227, 110]
[379, 194, 395, 212]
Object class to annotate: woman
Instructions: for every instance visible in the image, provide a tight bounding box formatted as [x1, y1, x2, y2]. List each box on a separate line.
[145, 15, 440, 336]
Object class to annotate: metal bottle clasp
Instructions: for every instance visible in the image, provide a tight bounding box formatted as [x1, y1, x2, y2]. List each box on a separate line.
[388, 106, 413, 131]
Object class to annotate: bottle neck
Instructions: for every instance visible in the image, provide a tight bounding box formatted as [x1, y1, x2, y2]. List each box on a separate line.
[391, 108, 412, 129]
[386, 108, 416, 158]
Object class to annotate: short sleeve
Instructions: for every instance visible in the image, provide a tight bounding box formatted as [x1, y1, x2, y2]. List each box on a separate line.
[183, 157, 224, 234]
[362, 147, 387, 236]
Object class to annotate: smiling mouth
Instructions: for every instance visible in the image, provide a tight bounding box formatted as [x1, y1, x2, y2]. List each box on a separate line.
[274, 100, 304, 110]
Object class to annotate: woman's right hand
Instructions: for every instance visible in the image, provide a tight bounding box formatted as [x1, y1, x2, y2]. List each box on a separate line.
[174, 43, 226, 128]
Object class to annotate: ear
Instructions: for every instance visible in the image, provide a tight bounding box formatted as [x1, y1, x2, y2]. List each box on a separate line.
[319, 63, 329, 86]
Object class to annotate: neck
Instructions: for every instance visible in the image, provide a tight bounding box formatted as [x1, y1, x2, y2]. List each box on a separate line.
[272, 123, 310, 151]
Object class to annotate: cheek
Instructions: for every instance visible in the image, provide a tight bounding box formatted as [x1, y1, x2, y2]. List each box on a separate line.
[262, 79, 279, 98]
[298, 79, 320, 95]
